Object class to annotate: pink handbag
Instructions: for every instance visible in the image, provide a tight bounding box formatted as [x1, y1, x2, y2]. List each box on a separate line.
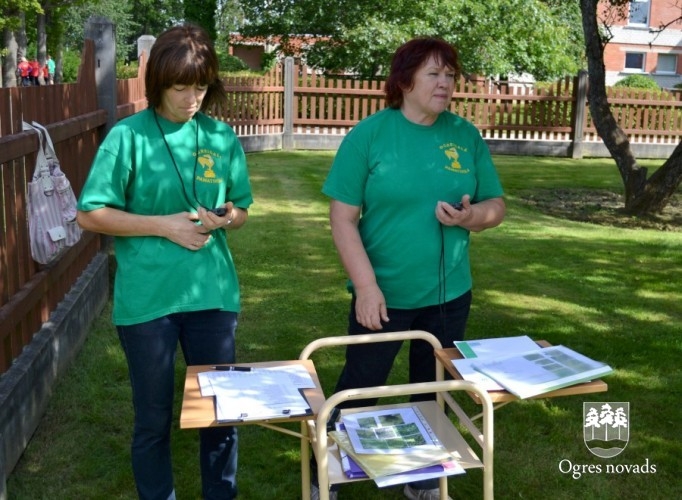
[23, 121, 82, 265]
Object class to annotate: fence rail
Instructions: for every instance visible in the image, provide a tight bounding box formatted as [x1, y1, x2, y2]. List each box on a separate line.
[0, 40, 104, 374]
[209, 65, 285, 135]
[214, 62, 682, 151]
[0, 42, 145, 374]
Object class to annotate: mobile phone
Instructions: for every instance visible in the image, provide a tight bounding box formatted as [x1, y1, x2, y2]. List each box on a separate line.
[448, 201, 464, 211]
[208, 207, 227, 216]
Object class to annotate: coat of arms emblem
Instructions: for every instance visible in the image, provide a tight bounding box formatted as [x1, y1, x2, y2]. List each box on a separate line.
[583, 402, 629, 458]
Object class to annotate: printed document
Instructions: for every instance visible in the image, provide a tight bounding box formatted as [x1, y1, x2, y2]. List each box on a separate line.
[453, 335, 541, 390]
[333, 422, 465, 486]
[472, 345, 613, 399]
[341, 407, 442, 455]
[454, 335, 539, 358]
[198, 364, 315, 396]
[197, 367, 312, 421]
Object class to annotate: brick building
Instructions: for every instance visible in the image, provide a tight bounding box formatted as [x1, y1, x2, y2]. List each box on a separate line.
[601, 0, 682, 88]
[229, 34, 320, 71]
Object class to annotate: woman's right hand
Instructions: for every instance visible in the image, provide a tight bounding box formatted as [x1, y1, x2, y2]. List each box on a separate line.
[354, 283, 389, 330]
[162, 211, 211, 251]
[77, 207, 211, 251]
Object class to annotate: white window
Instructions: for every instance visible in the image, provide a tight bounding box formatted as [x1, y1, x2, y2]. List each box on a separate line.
[625, 52, 645, 72]
[629, 0, 650, 26]
[657, 54, 678, 74]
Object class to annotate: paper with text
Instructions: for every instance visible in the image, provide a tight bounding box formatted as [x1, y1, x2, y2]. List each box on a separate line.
[454, 335, 539, 359]
[472, 345, 613, 399]
[198, 368, 312, 421]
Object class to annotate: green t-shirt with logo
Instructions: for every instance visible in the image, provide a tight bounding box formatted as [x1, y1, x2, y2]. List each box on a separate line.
[322, 108, 503, 309]
[78, 109, 253, 325]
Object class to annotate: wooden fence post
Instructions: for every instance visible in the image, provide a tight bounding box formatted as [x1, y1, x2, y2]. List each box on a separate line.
[86, 17, 117, 135]
[283, 57, 294, 150]
[571, 70, 589, 159]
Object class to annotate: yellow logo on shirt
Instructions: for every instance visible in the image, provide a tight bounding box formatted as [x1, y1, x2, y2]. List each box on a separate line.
[444, 147, 462, 170]
[195, 149, 222, 184]
[198, 154, 216, 178]
[440, 143, 470, 173]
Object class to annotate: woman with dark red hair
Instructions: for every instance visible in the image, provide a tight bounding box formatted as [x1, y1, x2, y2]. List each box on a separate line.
[317, 37, 506, 500]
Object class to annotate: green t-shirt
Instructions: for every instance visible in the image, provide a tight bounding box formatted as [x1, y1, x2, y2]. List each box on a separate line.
[322, 108, 503, 309]
[78, 109, 253, 325]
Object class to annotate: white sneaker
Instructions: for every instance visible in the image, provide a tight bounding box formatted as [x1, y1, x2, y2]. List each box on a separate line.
[310, 483, 338, 500]
[403, 484, 453, 500]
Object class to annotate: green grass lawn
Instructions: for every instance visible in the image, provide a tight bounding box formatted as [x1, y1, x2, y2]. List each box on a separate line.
[7, 152, 681, 499]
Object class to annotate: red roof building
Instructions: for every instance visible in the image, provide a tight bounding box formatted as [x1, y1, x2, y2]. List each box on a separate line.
[229, 34, 323, 70]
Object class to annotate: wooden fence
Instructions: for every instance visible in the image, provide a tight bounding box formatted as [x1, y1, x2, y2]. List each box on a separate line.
[2, 53, 682, 375]
[210, 64, 285, 135]
[216, 62, 682, 153]
[0, 41, 145, 374]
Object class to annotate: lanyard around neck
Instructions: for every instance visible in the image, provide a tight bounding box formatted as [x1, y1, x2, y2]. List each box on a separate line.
[153, 109, 205, 211]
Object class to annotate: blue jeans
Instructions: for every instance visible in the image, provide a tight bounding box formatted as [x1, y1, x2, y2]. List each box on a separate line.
[117, 310, 238, 500]
[333, 291, 472, 490]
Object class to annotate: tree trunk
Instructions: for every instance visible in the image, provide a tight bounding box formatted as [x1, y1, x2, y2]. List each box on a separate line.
[2, 27, 19, 87]
[16, 12, 27, 59]
[37, 12, 47, 67]
[627, 142, 682, 213]
[580, 0, 682, 215]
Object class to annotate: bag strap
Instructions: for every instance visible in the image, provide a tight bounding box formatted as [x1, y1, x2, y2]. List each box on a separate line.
[22, 121, 54, 193]
[30, 121, 58, 163]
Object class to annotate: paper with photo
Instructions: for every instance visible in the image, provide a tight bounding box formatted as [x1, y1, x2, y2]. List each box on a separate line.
[330, 428, 457, 479]
[472, 345, 613, 399]
[341, 407, 442, 455]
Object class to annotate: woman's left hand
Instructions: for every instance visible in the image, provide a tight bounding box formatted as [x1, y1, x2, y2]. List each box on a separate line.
[436, 195, 473, 227]
[436, 196, 506, 232]
[198, 202, 237, 230]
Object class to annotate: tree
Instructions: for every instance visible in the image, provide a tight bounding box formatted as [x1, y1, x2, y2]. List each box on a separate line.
[62, 0, 183, 64]
[1, 0, 89, 86]
[0, 0, 42, 86]
[580, 0, 682, 214]
[184, 0, 217, 41]
[237, 0, 583, 79]
[62, 0, 137, 61]
[123, 0, 183, 59]
[216, 0, 244, 53]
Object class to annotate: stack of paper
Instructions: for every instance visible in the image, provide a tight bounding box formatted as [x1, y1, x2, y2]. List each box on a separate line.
[452, 335, 541, 391]
[197, 365, 315, 422]
[470, 344, 613, 399]
[329, 407, 465, 487]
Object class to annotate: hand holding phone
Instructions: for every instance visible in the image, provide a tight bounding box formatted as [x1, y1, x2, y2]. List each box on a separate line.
[208, 207, 227, 216]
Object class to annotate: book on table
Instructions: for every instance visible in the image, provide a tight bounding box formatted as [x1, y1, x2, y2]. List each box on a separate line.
[332, 423, 464, 487]
[471, 344, 613, 399]
[328, 406, 465, 485]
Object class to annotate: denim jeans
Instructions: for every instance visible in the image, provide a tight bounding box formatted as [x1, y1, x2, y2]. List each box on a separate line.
[117, 310, 238, 500]
[332, 291, 472, 491]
